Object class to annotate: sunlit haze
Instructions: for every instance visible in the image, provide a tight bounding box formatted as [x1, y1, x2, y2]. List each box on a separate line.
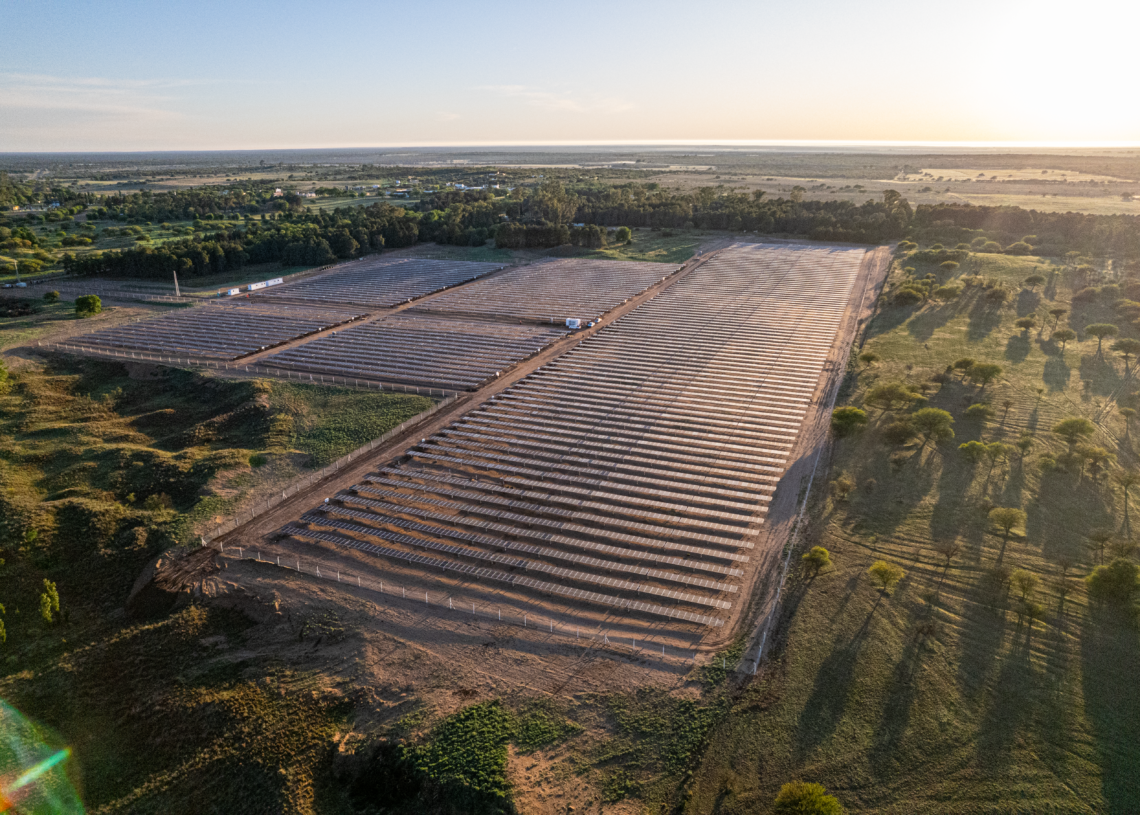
[2, 0, 1138, 151]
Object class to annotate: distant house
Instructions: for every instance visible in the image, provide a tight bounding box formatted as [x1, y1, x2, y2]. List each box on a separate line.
[272, 188, 284, 197]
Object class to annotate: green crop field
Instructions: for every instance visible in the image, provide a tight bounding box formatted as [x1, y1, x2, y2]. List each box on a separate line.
[684, 250, 1140, 814]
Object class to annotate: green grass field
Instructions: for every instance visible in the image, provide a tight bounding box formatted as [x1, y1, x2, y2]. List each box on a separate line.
[684, 251, 1140, 814]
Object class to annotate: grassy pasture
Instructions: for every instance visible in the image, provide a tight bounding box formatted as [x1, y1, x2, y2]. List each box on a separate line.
[684, 251, 1140, 813]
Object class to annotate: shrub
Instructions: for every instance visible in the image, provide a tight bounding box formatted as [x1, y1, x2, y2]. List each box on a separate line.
[858, 351, 879, 366]
[773, 781, 845, 814]
[802, 546, 832, 574]
[882, 418, 916, 446]
[248, 453, 269, 468]
[893, 286, 924, 306]
[1085, 558, 1138, 605]
[989, 507, 1026, 538]
[933, 284, 961, 301]
[830, 473, 855, 501]
[868, 560, 905, 592]
[959, 440, 987, 462]
[985, 287, 1011, 305]
[614, 226, 632, 243]
[830, 406, 868, 438]
[75, 294, 102, 317]
[965, 403, 995, 420]
[44, 290, 60, 303]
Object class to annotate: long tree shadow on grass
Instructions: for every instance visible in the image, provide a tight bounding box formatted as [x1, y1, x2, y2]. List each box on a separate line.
[794, 593, 883, 757]
[1079, 353, 1122, 397]
[967, 297, 1005, 342]
[869, 608, 933, 775]
[956, 574, 1009, 698]
[1028, 473, 1114, 564]
[1043, 354, 1072, 392]
[865, 303, 916, 340]
[906, 300, 965, 343]
[1016, 289, 1041, 318]
[1080, 606, 1140, 814]
[974, 624, 1038, 775]
[1005, 332, 1032, 364]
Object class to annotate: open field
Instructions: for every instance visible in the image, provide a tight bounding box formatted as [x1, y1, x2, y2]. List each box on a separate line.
[685, 249, 1140, 813]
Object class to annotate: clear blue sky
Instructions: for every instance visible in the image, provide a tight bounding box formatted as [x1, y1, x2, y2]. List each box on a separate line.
[1, 0, 1136, 151]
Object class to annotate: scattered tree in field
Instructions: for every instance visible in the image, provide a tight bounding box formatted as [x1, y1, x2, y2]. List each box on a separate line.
[1108, 538, 1137, 560]
[934, 540, 962, 569]
[44, 290, 59, 303]
[864, 382, 920, 413]
[1001, 399, 1014, 422]
[989, 507, 1026, 542]
[1051, 328, 1077, 352]
[75, 294, 101, 317]
[40, 579, 60, 626]
[614, 226, 632, 243]
[882, 418, 916, 446]
[858, 351, 879, 367]
[1085, 558, 1139, 605]
[830, 406, 868, 437]
[985, 442, 1010, 472]
[959, 440, 987, 462]
[1023, 274, 1046, 289]
[802, 546, 833, 574]
[986, 287, 1011, 306]
[1014, 316, 1037, 335]
[868, 560, 906, 593]
[1077, 444, 1115, 478]
[969, 363, 1003, 392]
[1011, 568, 1040, 600]
[1112, 338, 1140, 371]
[1085, 529, 1114, 565]
[1052, 417, 1096, 447]
[911, 407, 955, 448]
[1115, 468, 1140, 539]
[939, 260, 960, 276]
[773, 781, 845, 815]
[1048, 307, 1068, 330]
[1085, 323, 1119, 356]
[965, 403, 995, 420]
[1015, 431, 1035, 460]
[831, 472, 856, 501]
[952, 358, 976, 378]
[933, 284, 962, 301]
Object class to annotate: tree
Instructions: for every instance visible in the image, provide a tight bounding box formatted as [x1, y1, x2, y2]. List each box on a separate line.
[75, 294, 102, 317]
[985, 441, 1010, 472]
[969, 362, 1003, 392]
[1048, 307, 1068, 330]
[1014, 316, 1037, 334]
[933, 284, 962, 301]
[773, 781, 845, 815]
[911, 407, 955, 448]
[868, 560, 906, 593]
[830, 472, 855, 501]
[989, 507, 1026, 541]
[1015, 431, 1035, 460]
[1052, 416, 1095, 447]
[1085, 529, 1114, 565]
[951, 358, 976, 378]
[830, 406, 868, 437]
[1023, 274, 1046, 289]
[1052, 328, 1077, 352]
[40, 579, 60, 626]
[614, 226, 632, 244]
[858, 351, 879, 367]
[939, 260, 960, 276]
[1085, 323, 1119, 356]
[1011, 568, 1039, 600]
[1076, 444, 1114, 478]
[864, 382, 919, 413]
[1085, 558, 1138, 605]
[959, 440, 987, 462]
[43, 290, 59, 303]
[965, 403, 995, 420]
[934, 540, 962, 568]
[802, 546, 832, 574]
[1112, 338, 1140, 371]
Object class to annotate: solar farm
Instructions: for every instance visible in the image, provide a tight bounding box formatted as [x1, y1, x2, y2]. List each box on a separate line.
[263, 315, 567, 390]
[270, 243, 868, 649]
[62, 302, 364, 361]
[411, 257, 681, 322]
[252, 256, 505, 308]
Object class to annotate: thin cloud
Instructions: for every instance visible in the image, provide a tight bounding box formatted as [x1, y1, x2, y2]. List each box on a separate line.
[478, 85, 632, 114]
[0, 73, 197, 120]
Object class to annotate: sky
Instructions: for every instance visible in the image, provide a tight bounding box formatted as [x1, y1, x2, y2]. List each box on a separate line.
[1, 0, 1138, 151]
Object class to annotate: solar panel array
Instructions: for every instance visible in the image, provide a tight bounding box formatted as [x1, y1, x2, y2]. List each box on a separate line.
[255, 256, 504, 308]
[263, 315, 567, 390]
[65, 302, 363, 361]
[412, 258, 681, 322]
[281, 243, 867, 631]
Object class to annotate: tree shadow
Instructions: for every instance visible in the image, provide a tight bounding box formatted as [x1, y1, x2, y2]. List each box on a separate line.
[907, 301, 963, 343]
[966, 297, 1005, 342]
[1005, 333, 1031, 363]
[794, 595, 881, 756]
[974, 627, 1037, 775]
[865, 303, 915, 340]
[1080, 606, 1140, 814]
[1043, 355, 1072, 392]
[1016, 289, 1041, 317]
[1079, 353, 1121, 397]
[1028, 473, 1114, 564]
[957, 580, 1008, 699]
[869, 610, 932, 775]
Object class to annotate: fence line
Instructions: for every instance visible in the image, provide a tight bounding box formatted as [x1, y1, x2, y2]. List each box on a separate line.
[201, 393, 459, 544]
[210, 544, 693, 664]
